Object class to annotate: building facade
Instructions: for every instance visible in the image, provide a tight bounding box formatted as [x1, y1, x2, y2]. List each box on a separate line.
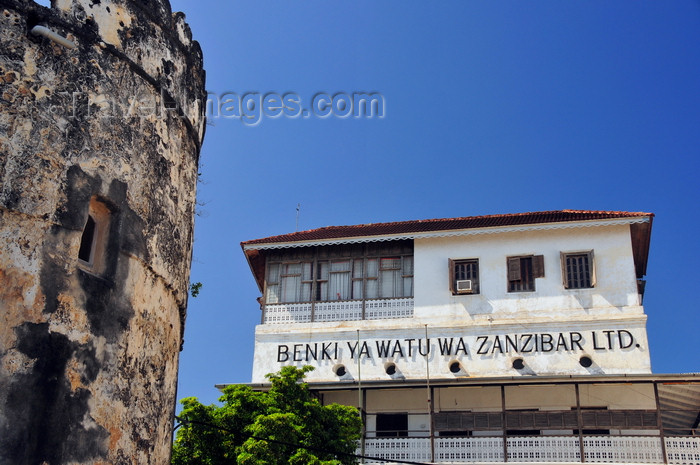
[236, 211, 700, 464]
[0, 0, 205, 463]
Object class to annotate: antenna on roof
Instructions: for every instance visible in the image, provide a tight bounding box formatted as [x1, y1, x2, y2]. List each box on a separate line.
[295, 203, 300, 231]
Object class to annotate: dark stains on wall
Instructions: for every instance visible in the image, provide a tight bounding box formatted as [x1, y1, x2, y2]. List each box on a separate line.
[3, 163, 143, 463]
[3, 323, 108, 464]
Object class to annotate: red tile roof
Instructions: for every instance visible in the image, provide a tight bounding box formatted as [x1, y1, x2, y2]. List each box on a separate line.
[242, 210, 652, 247]
[241, 210, 654, 292]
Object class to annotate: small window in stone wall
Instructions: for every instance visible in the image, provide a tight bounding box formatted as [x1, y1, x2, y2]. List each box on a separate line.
[78, 215, 96, 262]
[77, 197, 111, 274]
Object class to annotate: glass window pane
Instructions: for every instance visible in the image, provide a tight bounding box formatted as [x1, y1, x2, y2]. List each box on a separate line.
[318, 281, 328, 301]
[403, 276, 413, 297]
[318, 261, 329, 280]
[380, 269, 401, 297]
[285, 263, 301, 275]
[302, 262, 312, 280]
[366, 259, 378, 278]
[331, 260, 351, 272]
[353, 280, 363, 299]
[566, 254, 592, 289]
[366, 279, 378, 299]
[266, 284, 279, 303]
[403, 256, 413, 275]
[301, 282, 312, 301]
[353, 259, 364, 278]
[268, 263, 280, 283]
[330, 271, 350, 300]
[281, 275, 300, 302]
[381, 257, 401, 270]
[469, 262, 478, 280]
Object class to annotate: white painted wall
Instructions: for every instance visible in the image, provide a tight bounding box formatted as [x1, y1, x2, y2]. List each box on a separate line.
[413, 224, 641, 323]
[437, 386, 502, 411]
[323, 383, 657, 412]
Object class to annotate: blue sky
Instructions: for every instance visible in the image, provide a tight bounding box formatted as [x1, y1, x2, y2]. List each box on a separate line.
[168, 1, 700, 407]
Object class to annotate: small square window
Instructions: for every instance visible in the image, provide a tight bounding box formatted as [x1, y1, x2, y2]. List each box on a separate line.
[507, 255, 544, 292]
[561, 251, 595, 289]
[449, 259, 479, 294]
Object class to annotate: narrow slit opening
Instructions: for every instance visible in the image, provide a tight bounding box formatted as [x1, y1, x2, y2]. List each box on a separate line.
[78, 215, 96, 262]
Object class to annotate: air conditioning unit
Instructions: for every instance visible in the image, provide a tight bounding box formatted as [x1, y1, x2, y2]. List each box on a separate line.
[456, 279, 473, 293]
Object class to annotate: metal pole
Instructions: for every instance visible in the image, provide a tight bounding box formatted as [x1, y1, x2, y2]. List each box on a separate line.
[358, 329, 364, 463]
[654, 382, 668, 464]
[575, 383, 585, 463]
[425, 325, 434, 462]
[501, 385, 508, 462]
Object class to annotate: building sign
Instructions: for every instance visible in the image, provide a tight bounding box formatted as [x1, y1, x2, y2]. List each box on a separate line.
[276, 329, 639, 363]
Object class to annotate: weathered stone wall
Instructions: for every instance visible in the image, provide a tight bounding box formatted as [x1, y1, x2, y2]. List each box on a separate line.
[0, 0, 205, 463]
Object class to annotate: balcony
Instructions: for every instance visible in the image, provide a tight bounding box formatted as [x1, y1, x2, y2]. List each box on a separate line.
[262, 297, 414, 324]
[360, 435, 700, 464]
[332, 380, 700, 465]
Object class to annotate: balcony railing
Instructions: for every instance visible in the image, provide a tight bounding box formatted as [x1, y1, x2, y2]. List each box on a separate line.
[361, 435, 700, 464]
[262, 298, 414, 324]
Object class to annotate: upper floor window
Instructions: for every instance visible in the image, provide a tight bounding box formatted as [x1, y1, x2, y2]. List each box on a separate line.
[507, 255, 544, 292]
[561, 251, 595, 289]
[267, 262, 313, 303]
[449, 258, 479, 294]
[264, 241, 413, 304]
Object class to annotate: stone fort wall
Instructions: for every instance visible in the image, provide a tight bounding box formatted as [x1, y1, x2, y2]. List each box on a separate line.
[0, 0, 205, 462]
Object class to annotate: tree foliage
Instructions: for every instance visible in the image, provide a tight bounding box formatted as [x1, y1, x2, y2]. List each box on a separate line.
[189, 282, 202, 298]
[171, 366, 362, 465]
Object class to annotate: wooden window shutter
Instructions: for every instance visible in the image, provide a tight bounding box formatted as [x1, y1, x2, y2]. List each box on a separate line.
[448, 259, 456, 293]
[507, 257, 521, 281]
[560, 252, 569, 288]
[532, 255, 545, 278]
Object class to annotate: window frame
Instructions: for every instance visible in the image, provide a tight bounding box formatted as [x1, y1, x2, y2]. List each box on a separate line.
[507, 255, 544, 293]
[77, 197, 111, 275]
[561, 250, 595, 289]
[375, 413, 409, 438]
[449, 258, 480, 295]
[263, 242, 414, 304]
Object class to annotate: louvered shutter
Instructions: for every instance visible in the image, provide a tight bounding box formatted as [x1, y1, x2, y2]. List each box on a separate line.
[508, 257, 521, 281]
[532, 255, 545, 278]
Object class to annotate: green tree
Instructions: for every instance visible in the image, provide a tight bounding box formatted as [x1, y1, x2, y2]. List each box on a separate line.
[172, 366, 362, 465]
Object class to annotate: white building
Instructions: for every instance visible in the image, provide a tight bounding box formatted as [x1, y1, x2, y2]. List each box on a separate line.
[232, 210, 699, 464]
